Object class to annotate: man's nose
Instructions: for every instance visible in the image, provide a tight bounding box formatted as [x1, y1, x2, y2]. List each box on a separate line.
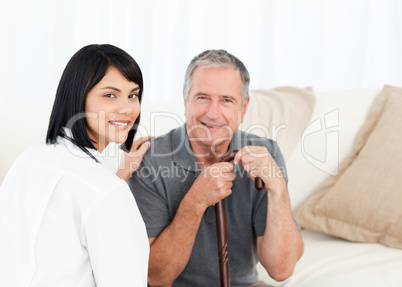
[206, 101, 221, 119]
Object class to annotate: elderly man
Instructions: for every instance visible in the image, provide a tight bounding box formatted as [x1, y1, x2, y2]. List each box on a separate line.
[129, 50, 303, 287]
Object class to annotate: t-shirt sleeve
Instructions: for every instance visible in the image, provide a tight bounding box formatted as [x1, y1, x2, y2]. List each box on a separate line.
[81, 182, 149, 287]
[272, 143, 288, 184]
[128, 160, 172, 238]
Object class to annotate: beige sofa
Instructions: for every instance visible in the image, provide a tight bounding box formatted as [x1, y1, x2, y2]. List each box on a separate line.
[1, 87, 402, 286]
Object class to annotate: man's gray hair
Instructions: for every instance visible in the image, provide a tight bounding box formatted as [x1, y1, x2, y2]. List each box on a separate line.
[183, 50, 250, 104]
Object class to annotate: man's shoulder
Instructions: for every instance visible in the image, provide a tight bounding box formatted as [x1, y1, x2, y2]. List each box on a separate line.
[142, 126, 184, 163]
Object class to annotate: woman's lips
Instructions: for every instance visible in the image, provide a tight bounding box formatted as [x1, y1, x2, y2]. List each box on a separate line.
[109, 120, 131, 129]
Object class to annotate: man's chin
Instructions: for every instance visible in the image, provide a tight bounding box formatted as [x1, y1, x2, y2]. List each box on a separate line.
[197, 136, 231, 148]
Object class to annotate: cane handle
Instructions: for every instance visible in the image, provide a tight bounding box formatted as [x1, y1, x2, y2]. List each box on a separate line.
[217, 150, 265, 191]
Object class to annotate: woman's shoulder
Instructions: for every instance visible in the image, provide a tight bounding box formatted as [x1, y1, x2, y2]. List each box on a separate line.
[13, 142, 57, 167]
[16, 142, 124, 193]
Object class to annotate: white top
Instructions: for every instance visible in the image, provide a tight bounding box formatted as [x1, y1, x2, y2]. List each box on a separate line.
[0, 133, 149, 287]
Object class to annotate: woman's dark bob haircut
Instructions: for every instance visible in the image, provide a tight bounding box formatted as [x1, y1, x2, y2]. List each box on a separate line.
[46, 44, 143, 152]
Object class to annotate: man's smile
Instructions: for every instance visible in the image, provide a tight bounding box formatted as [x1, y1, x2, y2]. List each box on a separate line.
[200, 121, 226, 130]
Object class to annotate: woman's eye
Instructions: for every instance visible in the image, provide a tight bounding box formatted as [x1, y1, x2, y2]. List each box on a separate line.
[104, 94, 116, 98]
[129, 94, 138, 99]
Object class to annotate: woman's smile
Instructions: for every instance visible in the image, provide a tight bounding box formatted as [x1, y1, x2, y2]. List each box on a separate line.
[109, 119, 132, 129]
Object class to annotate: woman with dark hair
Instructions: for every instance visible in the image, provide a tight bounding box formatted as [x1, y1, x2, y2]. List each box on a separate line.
[0, 44, 151, 286]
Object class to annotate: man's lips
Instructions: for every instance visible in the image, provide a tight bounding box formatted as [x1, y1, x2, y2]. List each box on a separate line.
[200, 121, 226, 129]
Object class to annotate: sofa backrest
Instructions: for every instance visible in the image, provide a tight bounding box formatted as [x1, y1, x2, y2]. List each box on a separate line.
[0, 106, 51, 184]
[0, 102, 186, 184]
[0, 88, 381, 215]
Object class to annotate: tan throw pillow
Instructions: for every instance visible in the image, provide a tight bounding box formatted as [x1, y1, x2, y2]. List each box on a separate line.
[295, 85, 402, 249]
[241, 87, 315, 160]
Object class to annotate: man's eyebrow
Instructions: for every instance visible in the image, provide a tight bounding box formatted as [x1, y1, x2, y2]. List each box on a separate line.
[221, 95, 238, 102]
[194, 93, 238, 101]
[101, 86, 140, 92]
[222, 95, 236, 100]
[195, 92, 209, 96]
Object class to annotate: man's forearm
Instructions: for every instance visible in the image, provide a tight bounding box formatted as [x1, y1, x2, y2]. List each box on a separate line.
[148, 195, 206, 286]
[257, 189, 304, 282]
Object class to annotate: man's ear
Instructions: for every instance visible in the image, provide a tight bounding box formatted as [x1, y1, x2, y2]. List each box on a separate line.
[240, 97, 250, 123]
[183, 93, 187, 115]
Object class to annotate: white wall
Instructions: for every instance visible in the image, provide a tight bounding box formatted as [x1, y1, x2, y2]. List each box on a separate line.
[1, 0, 401, 110]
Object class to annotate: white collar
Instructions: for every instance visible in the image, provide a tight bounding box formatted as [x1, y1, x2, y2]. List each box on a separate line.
[58, 127, 103, 164]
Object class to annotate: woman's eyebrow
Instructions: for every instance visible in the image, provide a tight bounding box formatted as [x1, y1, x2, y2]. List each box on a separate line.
[101, 86, 140, 92]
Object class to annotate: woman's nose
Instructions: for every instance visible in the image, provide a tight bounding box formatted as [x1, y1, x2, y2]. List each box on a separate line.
[118, 98, 134, 114]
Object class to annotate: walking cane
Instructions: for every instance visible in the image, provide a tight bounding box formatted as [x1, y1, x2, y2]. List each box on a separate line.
[216, 150, 265, 287]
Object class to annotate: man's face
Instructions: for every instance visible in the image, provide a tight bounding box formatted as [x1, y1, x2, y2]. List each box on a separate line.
[184, 66, 249, 154]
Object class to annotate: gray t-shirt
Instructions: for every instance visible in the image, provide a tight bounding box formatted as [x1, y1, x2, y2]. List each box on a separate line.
[129, 125, 288, 287]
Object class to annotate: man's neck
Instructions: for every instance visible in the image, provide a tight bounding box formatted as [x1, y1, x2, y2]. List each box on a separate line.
[190, 140, 231, 170]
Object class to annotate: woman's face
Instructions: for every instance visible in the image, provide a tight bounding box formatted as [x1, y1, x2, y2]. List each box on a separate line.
[85, 66, 140, 152]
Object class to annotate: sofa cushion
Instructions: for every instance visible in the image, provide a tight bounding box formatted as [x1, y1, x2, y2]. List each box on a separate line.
[241, 87, 315, 160]
[295, 85, 402, 249]
[286, 88, 380, 212]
